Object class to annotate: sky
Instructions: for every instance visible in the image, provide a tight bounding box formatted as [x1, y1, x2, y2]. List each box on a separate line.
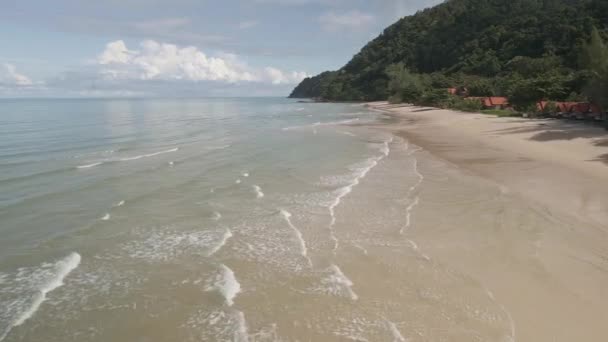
[0, 0, 441, 98]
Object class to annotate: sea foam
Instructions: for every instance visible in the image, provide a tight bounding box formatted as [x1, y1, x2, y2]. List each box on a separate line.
[321, 264, 358, 301]
[76, 162, 103, 169]
[282, 118, 360, 131]
[327, 137, 393, 251]
[280, 210, 312, 267]
[118, 147, 179, 161]
[253, 185, 264, 199]
[206, 264, 241, 306]
[0, 252, 81, 341]
[206, 230, 233, 257]
[386, 320, 407, 342]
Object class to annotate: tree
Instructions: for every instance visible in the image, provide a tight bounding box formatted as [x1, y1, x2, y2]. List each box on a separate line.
[581, 27, 608, 128]
[385, 63, 424, 103]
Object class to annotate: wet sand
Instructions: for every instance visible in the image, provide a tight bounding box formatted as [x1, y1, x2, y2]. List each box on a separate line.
[366, 102, 608, 341]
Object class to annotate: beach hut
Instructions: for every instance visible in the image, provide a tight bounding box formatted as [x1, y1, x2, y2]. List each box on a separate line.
[482, 97, 509, 109]
[590, 104, 603, 121]
[554, 102, 574, 118]
[570, 102, 591, 120]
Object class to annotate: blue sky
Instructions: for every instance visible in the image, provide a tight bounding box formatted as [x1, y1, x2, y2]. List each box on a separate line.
[0, 0, 440, 97]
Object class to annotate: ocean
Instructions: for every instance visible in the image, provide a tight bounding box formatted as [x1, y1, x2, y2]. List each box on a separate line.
[0, 98, 517, 341]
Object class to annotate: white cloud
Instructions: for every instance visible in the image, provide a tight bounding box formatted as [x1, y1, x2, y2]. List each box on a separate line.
[0, 63, 33, 87]
[98, 40, 134, 64]
[262, 67, 309, 84]
[319, 10, 374, 32]
[96, 40, 308, 85]
[0, 63, 33, 86]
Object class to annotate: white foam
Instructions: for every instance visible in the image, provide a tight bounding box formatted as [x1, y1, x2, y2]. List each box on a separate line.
[212, 211, 222, 221]
[352, 243, 368, 256]
[206, 230, 233, 257]
[253, 185, 264, 199]
[169, 161, 175, 166]
[379, 137, 393, 157]
[400, 197, 419, 235]
[234, 311, 250, 342]
[76, 162, 103, 169]
[1, 252, 81, 341]
[339, 131, 356, 137]
[407, 239, 430, 261]
[280, 210, 312, 267]
[235, 179, 242, 184]
[386, 320, 408, 342]
[283, 118, 360, 131]
[114, 200, 125, 207]
[327, 141, 391, 252]
[101, 213, 111, 221]
[323, 264, 358, 301]
[118, 147, 179, 161]
[242, 172, 249, 177]
[484, 288, 516, 342]
[400, 156, 424, 234]
[206, 264, 241, 306]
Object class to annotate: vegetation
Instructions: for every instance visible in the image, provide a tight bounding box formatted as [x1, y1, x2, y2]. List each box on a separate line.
[289, 0, 608, 117]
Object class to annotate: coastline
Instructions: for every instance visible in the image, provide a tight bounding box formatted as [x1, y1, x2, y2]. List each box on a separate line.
[366, 101, 608, 226]
[364, 102, 608, 341]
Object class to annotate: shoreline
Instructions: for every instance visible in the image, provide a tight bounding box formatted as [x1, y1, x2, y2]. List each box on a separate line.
[366, 101, 608, 226]
[364, 101, 608, 341]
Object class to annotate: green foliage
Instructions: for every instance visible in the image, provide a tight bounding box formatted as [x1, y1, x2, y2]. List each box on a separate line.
[386, 63, 424, 103]
[465, 77, 495, 97]
[420, 88, 451, 107]
[543, 101, 558, 114]
[290, 0, 607, 103]
[451, 97, 484, 112]
[581, 27, 608, 113]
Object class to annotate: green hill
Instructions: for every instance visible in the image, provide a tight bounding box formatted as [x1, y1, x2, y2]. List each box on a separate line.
[289, 0, 608, 103]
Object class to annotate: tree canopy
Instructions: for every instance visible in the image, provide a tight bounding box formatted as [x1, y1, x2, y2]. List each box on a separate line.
[289, 0, 608, 105]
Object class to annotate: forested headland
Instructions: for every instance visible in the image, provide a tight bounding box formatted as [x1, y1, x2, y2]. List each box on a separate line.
[289, 0, 608, 114]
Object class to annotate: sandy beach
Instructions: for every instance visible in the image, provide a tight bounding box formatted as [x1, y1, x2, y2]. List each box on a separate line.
[366, 102, 608, 341]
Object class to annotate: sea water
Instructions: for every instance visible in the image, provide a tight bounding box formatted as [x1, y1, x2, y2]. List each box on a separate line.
[0, 98, 517, 341]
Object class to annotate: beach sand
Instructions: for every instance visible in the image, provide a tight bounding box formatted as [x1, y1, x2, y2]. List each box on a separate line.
[365, 102, 608, 341]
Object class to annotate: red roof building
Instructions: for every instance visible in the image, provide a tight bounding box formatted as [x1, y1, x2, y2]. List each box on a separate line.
[482, 97, 509, 109]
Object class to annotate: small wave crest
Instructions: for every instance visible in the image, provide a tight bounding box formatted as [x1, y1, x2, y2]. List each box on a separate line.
[76, 147, 179, 169]
[280, 210, 312, 267]
[76, 162, 103, 169]
[253, 185, 264, 199]
[206, 230, 233, 257]
[386, 320, 407, 342]
[282, 118, 360, 131]
[206, 264, 241, 306]
[101, 213, 111, 221]
[211, 211, 222, 221]
[118, 147, 179, 161]
[317, 264, 358, 301]
[0, 252, 81, 341]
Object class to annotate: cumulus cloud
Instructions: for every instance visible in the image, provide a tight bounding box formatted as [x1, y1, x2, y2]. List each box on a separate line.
[319, 10, 374, 31]
[0, 63, 33, 86]
[96, 40, 308, 85]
